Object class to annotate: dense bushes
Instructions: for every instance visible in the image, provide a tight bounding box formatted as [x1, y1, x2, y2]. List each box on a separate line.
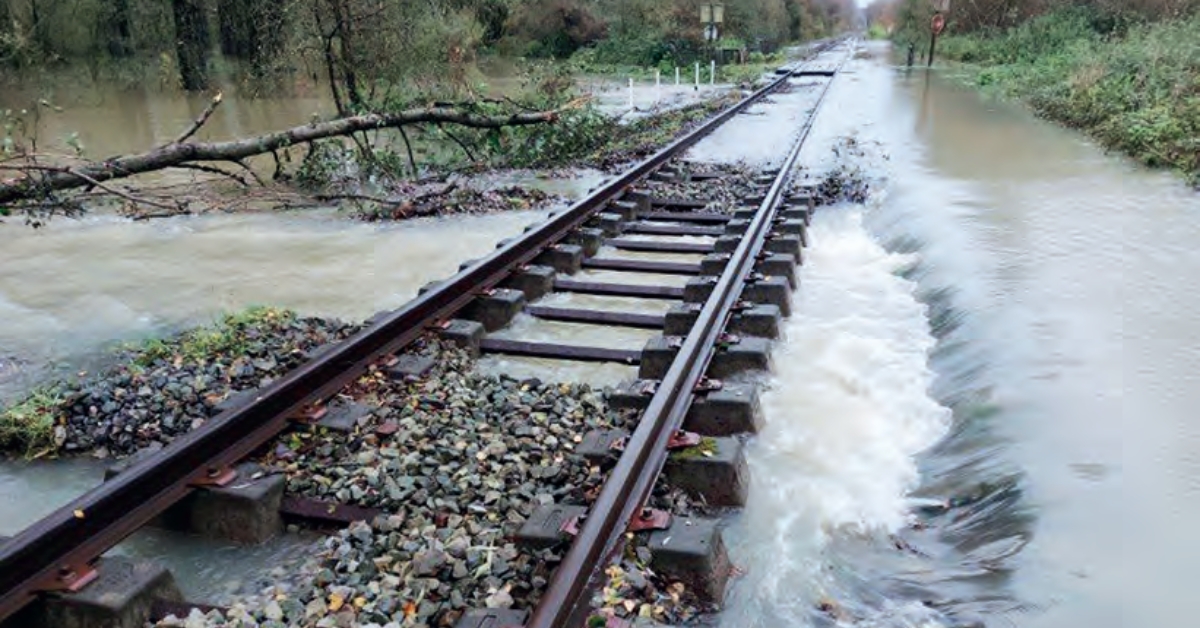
[937, 8, 1200, 180]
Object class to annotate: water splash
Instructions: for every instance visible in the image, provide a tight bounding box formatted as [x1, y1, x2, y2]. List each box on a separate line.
[722, 208, 951, 626]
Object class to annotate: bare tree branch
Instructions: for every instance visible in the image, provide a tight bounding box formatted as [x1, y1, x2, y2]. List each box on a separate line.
[397, 125, 418, 177]
[229, 159, 266, 186]
[171, 92, 224, 145]
[66, 169, 179, 211]
[437, 122, 477, 163]
[169, 163, 250, 186]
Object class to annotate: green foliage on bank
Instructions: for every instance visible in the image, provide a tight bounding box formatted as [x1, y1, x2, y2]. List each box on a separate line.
[938, 8, 1200, 181]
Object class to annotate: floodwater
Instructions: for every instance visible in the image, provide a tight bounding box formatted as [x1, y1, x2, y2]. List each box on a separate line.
[0, 208, 562, 402]
[0, 206, 566, 601]
[0, 63, 731, 163]
[722, 41, 1199, 628]
[0, 56, 749, 603]
[684, 76, 827, 168]
[0, 457, 318, 604]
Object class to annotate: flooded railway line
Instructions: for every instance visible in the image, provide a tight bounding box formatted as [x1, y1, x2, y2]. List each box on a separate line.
[0, 42, 850, 628]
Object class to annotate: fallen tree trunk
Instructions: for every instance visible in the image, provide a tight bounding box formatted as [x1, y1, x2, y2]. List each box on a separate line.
[0, 105, 559, 207]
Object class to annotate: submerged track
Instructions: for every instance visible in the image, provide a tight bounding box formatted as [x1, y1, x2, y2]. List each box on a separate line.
[0, 41, 847, 628]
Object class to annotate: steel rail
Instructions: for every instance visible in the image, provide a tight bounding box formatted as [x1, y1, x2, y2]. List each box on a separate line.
[526, 45, 848, 628]
[0, 61, 809, 623]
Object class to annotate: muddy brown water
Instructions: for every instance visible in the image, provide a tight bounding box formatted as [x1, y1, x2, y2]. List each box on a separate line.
[0, 65, 731, 168]
[2, 41, 1191, 623]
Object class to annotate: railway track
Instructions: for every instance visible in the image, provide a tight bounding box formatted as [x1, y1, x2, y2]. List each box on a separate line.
[0, 41, 848, 628]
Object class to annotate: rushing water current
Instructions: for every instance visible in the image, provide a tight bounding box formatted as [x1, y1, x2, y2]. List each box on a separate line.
[0, 208, 565, 601]
[720, 42, 1200, 628]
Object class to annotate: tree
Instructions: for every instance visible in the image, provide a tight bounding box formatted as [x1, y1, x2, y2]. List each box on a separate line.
[171, 0, 211, 91]
[217, 0, 286, 76]
[0, 100, 562, 221]
[0, 0, 12, 63]
[104, 0, 133, 56]
[508, 0, 607, 58]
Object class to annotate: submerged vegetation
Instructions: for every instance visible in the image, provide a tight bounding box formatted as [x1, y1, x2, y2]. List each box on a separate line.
[868, 0, 1200, 181]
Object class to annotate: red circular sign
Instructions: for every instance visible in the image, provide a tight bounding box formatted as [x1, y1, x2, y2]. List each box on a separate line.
[932, 14, 946, 35]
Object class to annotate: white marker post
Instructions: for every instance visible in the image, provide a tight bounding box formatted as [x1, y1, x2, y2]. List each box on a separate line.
[675, 66, 681, 86]
[628, 78, 634, 108]
[656, 69, 661, 97]
[694, 62, 700, 88]
[711, 60, 716, 85]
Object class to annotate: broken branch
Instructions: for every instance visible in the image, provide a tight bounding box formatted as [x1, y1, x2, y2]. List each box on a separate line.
[172, 92, 224, 145]
[0, 105, 558, 206]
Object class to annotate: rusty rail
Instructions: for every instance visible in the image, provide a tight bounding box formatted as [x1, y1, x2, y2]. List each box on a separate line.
[0, 54, 820, 623]
[526, 47, 847, 628]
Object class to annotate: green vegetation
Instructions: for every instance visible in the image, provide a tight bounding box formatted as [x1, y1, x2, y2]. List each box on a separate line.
[868, 0, 1200, 181]
[134, 306, 295, 367]
[0, 385, 63, 457]
[504, 0, 855, 66]
[505, 94, 740, 169]
[0, 0, 855, 91]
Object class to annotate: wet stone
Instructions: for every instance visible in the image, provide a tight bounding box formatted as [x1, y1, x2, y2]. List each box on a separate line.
[502, 264, 557, 301]
[534, 243, 584, 274]
[683, 276, 719, 303]
[31, 556, 183, 628]
[570, 228, 605, 257]
[755, 253, 798, 289]
[665, 436, 750, 507]
[454, 609, 529, 628]
[137, 336, 632, 628]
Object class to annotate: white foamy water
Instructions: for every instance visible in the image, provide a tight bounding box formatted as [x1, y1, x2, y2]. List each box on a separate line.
[721, 208, 950, 625]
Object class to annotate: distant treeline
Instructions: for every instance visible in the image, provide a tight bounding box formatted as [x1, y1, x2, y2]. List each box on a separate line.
[504, 0, 858, 63]
[0, 0, 859, 92]
[866, 0, 1198, 42]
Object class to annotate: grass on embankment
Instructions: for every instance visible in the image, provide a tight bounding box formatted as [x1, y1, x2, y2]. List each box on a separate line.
[937, 9, 1200, 182]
